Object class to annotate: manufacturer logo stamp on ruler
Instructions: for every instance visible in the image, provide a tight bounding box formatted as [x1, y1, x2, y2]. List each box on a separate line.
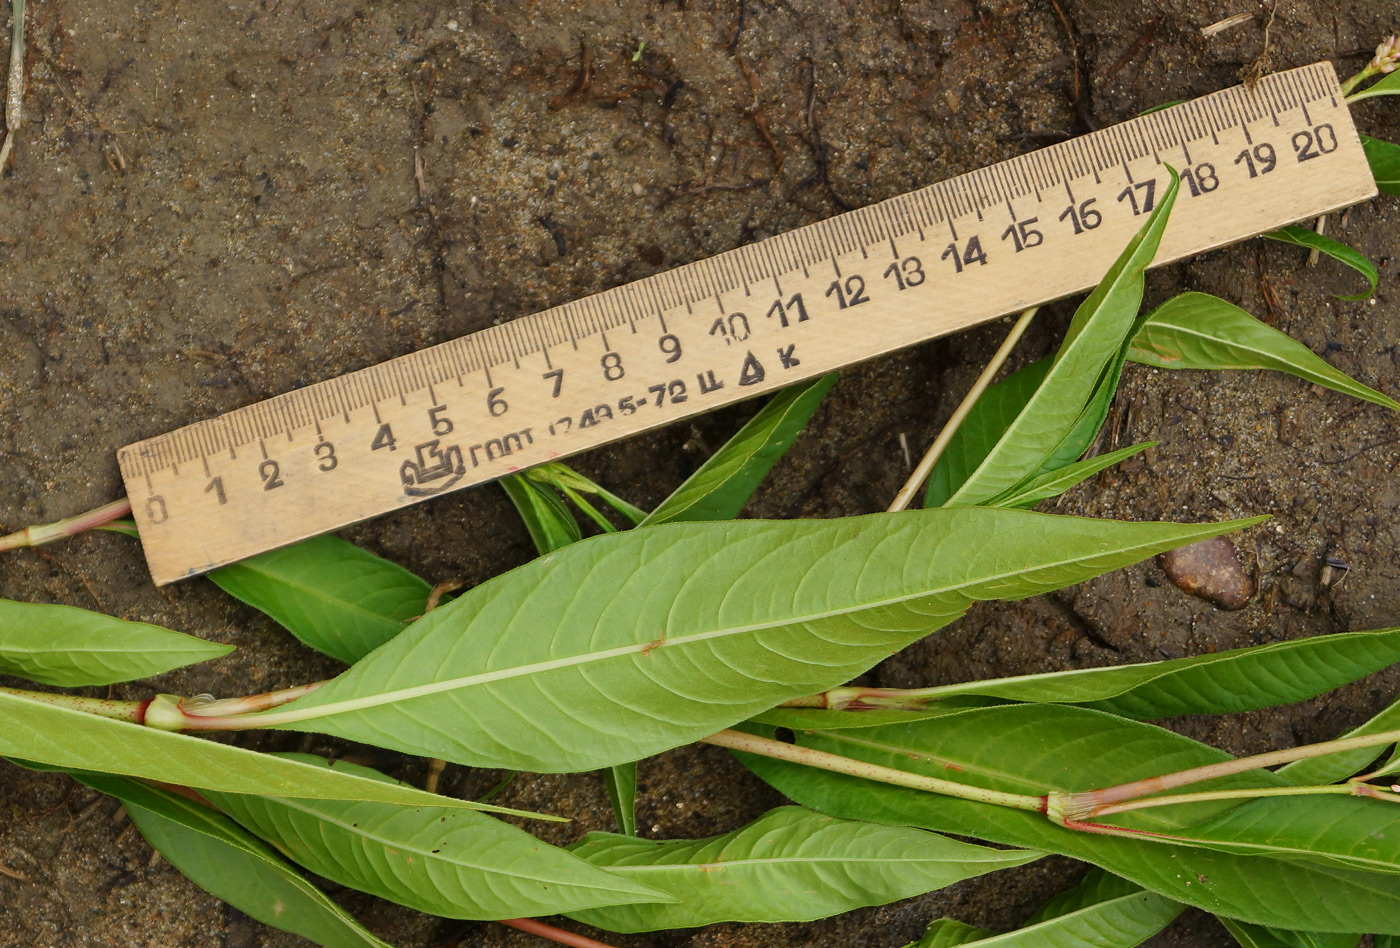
[120, 62, 1377, 585]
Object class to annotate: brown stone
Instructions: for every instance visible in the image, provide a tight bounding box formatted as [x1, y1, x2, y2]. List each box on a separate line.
[1159, 537, 1256, 610]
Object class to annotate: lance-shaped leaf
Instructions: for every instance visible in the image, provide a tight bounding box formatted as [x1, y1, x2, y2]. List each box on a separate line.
[925, 358, 1049, 507]
[604, 761, 639, 836]
[501, 475, 582, 554]
[1127, 293, 1400, 412]
[0, 690, 539, 814]
[989, 443, 1155, 509]
[911, 871, 1181, 948]
[946, 172, 1178, 505]
[1350, 71, 1400, 103]
[210, 535, 431, 664]
[201, 755, 666, 920]
[72, 773, 393, 948]
[0, 600, 231, 686]
[506, 470, 637, 835]
[1263, 227, 1378, 301]
[1361, 136, 1400, 196]
[1165, 793, 1400, 877]
[909, 918, 995, 947]
[1220, 918, 1361, 948]
[861, 627, 1400, 720]
[1276, 696, 1400, 787]
[736, 705, 1400, 932]
[645, 374, 838, 524]
[566, 806, 1040, 932]
[252, 508, 1259, 773]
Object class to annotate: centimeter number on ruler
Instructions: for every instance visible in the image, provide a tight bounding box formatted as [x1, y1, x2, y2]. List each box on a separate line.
[120, 62, 1377, 585]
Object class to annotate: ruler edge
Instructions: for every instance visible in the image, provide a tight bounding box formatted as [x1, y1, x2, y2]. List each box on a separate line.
[119, 61, 1379, 583]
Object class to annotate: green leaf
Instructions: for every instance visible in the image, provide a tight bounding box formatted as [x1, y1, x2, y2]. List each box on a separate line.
[72, 774, 393, 948]
[566, 806, 1041, 932]
[990, 443, 1155, 509]
[98, 520, 141, 538]
[1170, 793, 1400, 877]
[925, 358, 1050, 507]
[644, 374, 838, 525]
[1138, 100, 1186, 116]
[874, 627, 1400, 720]
[501, 474, 582, 555]
[1348, 71, 1400, 103]
[1263, 226, 1377, 301]
[1220, 918, 1360, 948]
[916, 870, 1182, 947]
[947, 171, 1179, 505]
[201, 754, 665, 920]
[257, 508, 1259, 773]
[209, 535, 431, 665]
[1277, 696, 1400, 787]
[909, 918, 995, 947]
[753, 705, 994, 730]
[737, 705, 1400, 932]
[1362, 136, 1400, 196]
[0, 599, 231, 686]
[527, 463, 647, 526]
[0, 689, 541, 815]
[1128, 293, 1400, 412]
[605, 761, 639, 836]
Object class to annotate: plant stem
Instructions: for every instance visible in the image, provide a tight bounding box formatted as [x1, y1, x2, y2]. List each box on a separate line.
[0, 498, 134, 552]
[498, 917, 621, 948]
[702, 728, 1046, 812]
[888, 306, 1037, 513]
[779, 685, 949, 711]
[0, 0, 23, 171]
[177, 681, 328, 720]
[1052, 727, 1400, 822]
[0, 685, 149, 723]
[1087, 782, 1358, 818]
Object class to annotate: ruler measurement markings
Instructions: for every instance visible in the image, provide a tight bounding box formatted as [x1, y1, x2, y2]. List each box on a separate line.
[120, 64, 1378, 584]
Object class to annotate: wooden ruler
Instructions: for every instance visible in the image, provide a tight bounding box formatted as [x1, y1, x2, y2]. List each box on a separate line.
[120, 62, 1377, 585]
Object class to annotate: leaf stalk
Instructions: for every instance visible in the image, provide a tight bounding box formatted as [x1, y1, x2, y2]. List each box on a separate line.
[0, 498, 134, 552]
[888, 306, 1038, 512]
[703, 728, 1046, 813]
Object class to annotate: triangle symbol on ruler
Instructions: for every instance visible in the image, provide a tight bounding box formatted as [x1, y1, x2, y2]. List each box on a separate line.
[738, 350, 766, 386]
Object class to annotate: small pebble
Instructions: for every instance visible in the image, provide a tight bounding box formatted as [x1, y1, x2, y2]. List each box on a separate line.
[1158, 536, 1255, 610]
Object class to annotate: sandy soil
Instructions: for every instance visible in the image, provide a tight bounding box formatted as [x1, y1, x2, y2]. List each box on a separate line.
[1, 1, 1398, 946]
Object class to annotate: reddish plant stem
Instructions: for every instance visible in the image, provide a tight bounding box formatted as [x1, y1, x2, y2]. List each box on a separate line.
[0, 498, 133, 552]
[1054, 727, 1400, 822]
[498, 918, 621, 948]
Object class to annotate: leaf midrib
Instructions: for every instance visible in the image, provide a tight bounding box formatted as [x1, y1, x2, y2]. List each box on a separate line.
[600, 851, 1028, 872]
[255, 527, 1221, 726]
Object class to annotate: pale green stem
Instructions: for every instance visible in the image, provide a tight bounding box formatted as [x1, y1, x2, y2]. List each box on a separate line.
[1341, 64, 1378, 97]
[1088, 782, 1358, 819]
[780, 685, 939, 711]
[888, 306, 1037, 513]
[0, 498, 134, 552]
[702, 728, 1046, 812]
[0, 685, 148, 723]
[1055, 727, 1400, 822]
